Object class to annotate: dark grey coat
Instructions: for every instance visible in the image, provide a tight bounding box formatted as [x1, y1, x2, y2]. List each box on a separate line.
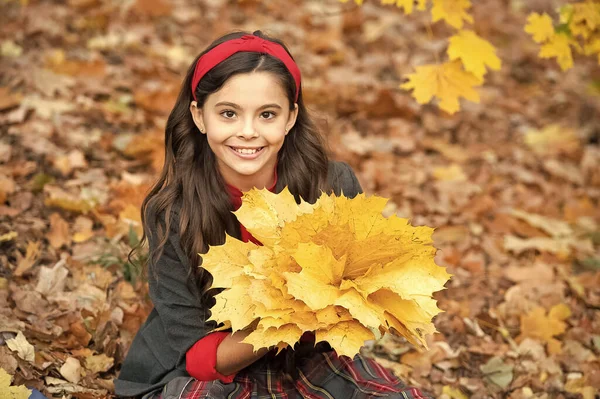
[114, 161, 363, 398]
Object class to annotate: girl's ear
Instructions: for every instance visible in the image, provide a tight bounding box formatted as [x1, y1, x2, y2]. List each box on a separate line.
[285, 103, 299, 135]
[189, 101, 206, 134]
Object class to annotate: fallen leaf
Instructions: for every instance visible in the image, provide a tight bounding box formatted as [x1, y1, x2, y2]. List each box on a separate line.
[0, 368, 31, 399]
[0, 232, 18, 242]
[35, 259, 69, 296]
[14, 241, 41, 277]
[480, 356, 513, 390]
[524, 124, 580, 157]
[432, 164, 467, 181]
[504, 235, 571, 257]
[47, 213, 71, 249]
[44, 185, 96, 214]
[84, 353, 114, 374]
[516, 304, 571, 354]
[442, 385, 469, 399]
[5, 332, 35, 363]
[72, 216, 95, 243]
[508, 208, 573, 238]
[59, 357, 81, 384]
[0, 87, 23, 111]
[20, 95, 75, 119]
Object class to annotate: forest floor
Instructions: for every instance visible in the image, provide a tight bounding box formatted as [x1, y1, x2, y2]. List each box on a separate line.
[0, 0, 599, 398]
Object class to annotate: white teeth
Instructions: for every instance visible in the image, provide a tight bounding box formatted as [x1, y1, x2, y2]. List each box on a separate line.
[233, 147, 261, 154]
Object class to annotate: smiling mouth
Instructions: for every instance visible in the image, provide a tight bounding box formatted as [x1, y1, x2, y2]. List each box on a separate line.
[229, 146, 264, 155]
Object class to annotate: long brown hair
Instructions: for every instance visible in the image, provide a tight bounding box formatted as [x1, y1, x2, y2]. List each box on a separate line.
[130, 30, 331, 304]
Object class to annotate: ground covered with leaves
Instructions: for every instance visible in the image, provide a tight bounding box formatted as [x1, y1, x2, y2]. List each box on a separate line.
[0, 0, 599, 398]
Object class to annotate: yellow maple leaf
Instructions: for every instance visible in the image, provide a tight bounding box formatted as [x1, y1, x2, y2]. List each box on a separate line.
[539, 32, 579, 71]
[243, 323, 304, 355]
[202, 189, 451, 357]
[0, 368, 31, 399]
[234, 187, 312, 247]
[584, 37, 600, 63]
[516, 304, 571, 355]
[525, 12, 555, 43]
[209, 275, 258, 331]
[447, 30, 501, 81]
[315, 320, 375, 358]
[431, 0, 473, 29]
[202, 235, 258, 289]
[569, 1, 600, 39]
[401, 60, 481, 114]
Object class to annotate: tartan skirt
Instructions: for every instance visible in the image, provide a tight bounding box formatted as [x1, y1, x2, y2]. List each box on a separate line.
[149, 351, 432, 399]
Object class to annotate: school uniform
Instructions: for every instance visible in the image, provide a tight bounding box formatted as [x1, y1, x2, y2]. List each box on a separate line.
[114, 161, 432, 399]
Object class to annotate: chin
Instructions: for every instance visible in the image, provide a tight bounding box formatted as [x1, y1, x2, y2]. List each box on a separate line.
[220, 157, 259, 174]
[233, 165, 265, 176]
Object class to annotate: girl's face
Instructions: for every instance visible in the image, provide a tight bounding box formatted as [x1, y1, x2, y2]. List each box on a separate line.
[190, 72, 298, 191]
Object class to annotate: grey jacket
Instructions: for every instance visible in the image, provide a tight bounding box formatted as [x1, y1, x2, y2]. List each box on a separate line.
[114, 161, 363, 398]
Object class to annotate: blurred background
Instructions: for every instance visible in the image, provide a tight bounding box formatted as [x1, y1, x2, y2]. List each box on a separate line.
[0, 0, 599, 397]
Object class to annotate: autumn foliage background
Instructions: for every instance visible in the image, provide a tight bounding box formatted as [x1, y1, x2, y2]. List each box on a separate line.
[0, 0, 599, 398]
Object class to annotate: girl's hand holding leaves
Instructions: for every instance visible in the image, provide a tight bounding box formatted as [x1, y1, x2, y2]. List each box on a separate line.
[202, 188, 452, 358]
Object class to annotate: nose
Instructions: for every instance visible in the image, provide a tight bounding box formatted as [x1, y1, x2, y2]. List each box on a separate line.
[238, 117, 259, 139]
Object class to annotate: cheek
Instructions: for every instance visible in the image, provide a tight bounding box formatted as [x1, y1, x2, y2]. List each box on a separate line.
[265, 129, 287, 146]
[205, 135, 226, 156]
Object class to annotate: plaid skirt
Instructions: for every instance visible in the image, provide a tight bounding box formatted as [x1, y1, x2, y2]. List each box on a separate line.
[149, 352, 432, 399]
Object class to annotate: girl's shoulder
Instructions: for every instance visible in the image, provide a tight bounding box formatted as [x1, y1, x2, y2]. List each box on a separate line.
[327, 161, 363, 198]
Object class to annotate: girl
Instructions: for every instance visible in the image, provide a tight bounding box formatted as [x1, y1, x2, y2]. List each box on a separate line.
[115, 30, 432, 399]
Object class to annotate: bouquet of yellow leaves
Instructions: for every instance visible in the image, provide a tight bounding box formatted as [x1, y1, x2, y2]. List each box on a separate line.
[202, 188, 451, 358]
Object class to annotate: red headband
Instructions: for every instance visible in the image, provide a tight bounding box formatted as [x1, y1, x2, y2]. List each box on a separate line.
[191, 35, 301, 102]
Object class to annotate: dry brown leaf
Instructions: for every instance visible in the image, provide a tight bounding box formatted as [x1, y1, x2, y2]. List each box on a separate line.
[421, 138, 470, 163]
[503, 263, 554, 283]
[47, 213, 71, 249]
[72, 216, 95, 243]
[52, 150, 88, 176]
[133, 0, 172, 16]
[14, 241, 41, 277]
[122, 130, 165, 172]
[0, 175, 16, 204]
[0, 87, 23, 110]
[508, 208, 573, 238]
[35, 259, 69, 296]
[45, 49, 106, 77]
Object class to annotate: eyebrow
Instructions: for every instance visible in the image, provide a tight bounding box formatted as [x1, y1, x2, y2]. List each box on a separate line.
[214, 101, 282, 110]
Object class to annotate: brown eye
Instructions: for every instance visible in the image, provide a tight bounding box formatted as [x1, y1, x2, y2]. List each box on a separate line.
[261, 111, 275, 119]
[221, 110, 236, 119]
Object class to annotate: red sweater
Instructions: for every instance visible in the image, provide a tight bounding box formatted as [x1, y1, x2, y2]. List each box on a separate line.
[185, 172, 278, 382]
